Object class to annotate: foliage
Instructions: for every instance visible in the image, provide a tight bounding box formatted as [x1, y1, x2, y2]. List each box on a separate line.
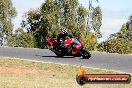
[109, 14, 132, 41]
[22, 9, 48, 48]
[97, 14, 132, 54]
[61, 0, 79, 36]
[0, 0, 17, 46]
[80, 31, 97, 50]
[97, 38, 132, 54]
[13, 28, 35, 48]
[76, 5, 88, 37]
[22, 0, 102, 49]
[92, 6, 102, 38]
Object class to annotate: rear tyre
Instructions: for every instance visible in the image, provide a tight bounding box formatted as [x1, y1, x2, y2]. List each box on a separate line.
[80, 49, 91, 59]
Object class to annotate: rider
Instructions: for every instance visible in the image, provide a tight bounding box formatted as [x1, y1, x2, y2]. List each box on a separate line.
[57, 29, 73, 49]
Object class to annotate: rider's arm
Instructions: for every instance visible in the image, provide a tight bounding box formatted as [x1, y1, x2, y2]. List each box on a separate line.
[68, 34, 73, 38]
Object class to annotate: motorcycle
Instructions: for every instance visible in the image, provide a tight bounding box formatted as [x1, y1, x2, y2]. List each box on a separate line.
[47, 37, 91, 59]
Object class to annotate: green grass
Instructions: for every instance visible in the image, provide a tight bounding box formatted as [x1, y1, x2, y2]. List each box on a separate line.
[0, 57, 131, 88]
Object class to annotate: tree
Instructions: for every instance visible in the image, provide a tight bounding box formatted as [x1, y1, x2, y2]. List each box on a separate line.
[22, 0, 79, 48]
[125, 15, 132, 40]
[92, 6, 102, 38]
[80, 31, 97, 50]
[13, 28, 35, 48]
[97, 38, 132, 54]
[97, 14, 132, 54]
[109, 14, 132, 41]
[40, 0, 59, 37]
[64, 0, 78, 35]
[22, 9, 49, 48]
[22, 0, 102, 49]
[54, 0, 79, 35]
[0, 0, 17, 46]
[76, 5, 88, 37]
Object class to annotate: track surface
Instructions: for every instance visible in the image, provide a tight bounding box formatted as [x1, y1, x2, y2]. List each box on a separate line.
[0, 47, 132, 73]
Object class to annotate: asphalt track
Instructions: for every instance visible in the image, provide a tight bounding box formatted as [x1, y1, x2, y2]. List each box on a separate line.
[0, 47, 132, 73]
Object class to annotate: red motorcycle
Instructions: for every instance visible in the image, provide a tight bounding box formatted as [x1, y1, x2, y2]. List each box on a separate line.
[47, 37, 91, 59]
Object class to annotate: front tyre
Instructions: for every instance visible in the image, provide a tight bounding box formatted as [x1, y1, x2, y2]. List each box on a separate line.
[80, 49, 91, 59]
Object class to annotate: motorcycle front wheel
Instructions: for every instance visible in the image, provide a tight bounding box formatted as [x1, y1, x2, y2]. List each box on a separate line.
[80, 49, 91, 59]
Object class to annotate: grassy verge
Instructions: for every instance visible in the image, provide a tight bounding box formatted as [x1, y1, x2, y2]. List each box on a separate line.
[0, 57, 131, 88]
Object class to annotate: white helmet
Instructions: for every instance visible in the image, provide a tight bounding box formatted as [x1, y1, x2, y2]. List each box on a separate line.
[61, 29, 68, 34]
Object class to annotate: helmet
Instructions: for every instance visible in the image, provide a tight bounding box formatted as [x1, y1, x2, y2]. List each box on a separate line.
[61, 29, 68, 34]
